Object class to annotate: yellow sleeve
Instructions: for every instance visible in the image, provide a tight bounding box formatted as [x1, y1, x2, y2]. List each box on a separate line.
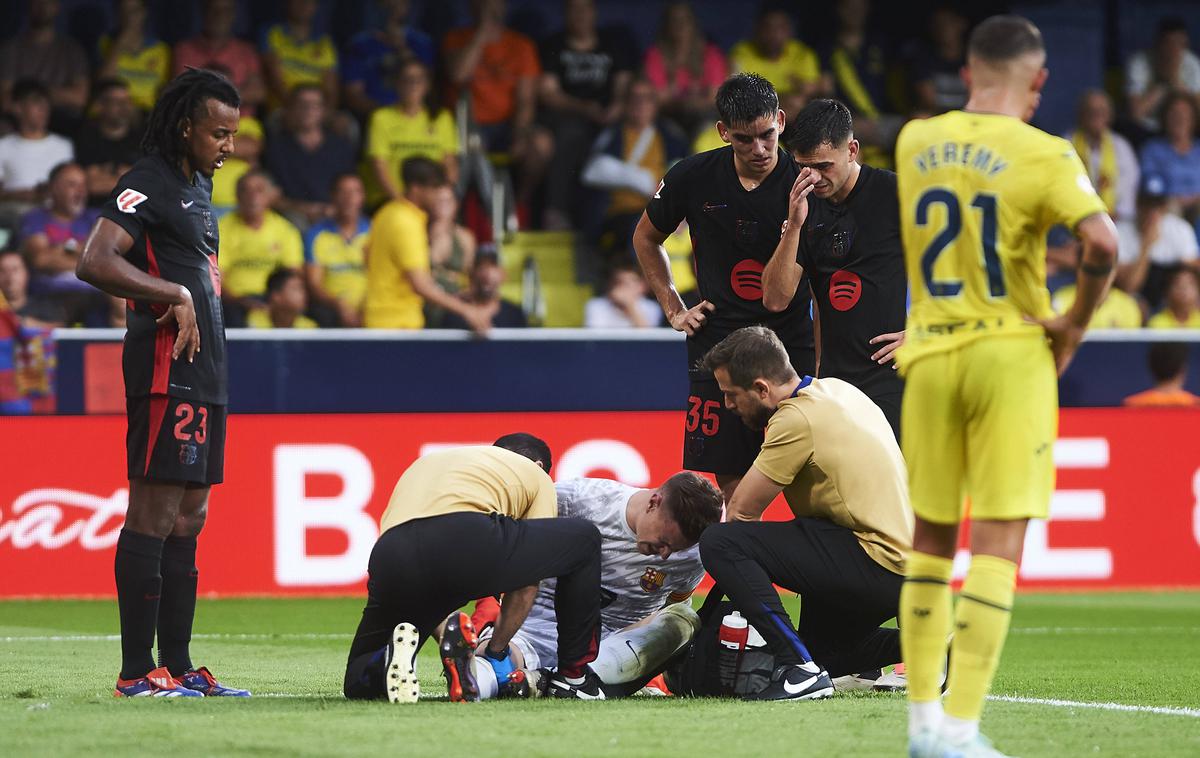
[793, 42, 820, 83]
[393, 212, 430, 273]
[436, 111, 459, 156]
[729, 41, 753, 73]
[526, 476, 558, 520]
[323, 38, 338, 70]
[366, 109, 390, 159]
[752, 404, 813, 486]
[1041, 138, 1109, 231]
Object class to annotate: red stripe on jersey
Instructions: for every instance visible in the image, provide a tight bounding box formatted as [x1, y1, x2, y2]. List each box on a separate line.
[144, 395, 169, 476]
[145, 232, 175, 394]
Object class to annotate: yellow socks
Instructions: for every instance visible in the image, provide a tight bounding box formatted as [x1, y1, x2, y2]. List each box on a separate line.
[900, 551, 954, 736]
[944, 554, 1018, 734]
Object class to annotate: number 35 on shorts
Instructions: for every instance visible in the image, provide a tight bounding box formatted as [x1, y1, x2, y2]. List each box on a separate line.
[686, 396, 720, 436]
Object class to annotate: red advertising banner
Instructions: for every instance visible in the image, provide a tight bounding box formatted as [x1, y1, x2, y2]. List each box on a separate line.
[1, 409, 1198, 597]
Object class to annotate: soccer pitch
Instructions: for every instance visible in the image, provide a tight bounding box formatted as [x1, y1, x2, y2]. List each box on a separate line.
[2, 593, 1197, 757]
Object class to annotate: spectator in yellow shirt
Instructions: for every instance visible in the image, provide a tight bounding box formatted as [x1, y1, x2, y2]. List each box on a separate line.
[364, 158, 491, 333]
[246, 266, 318, 329]
[304, 173, 369, 327]
[1051, 283, 1144, 329]
[261, 0, 339, 109]
[219, 169, 304, 325]
[729, 8, 821, 115]
[97, 0, 170, 113]
[1147, 267, 1200, 328]
[367, 58, 458, 204]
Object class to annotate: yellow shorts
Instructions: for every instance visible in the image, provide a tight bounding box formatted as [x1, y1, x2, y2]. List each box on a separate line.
[900, 334, 1057, 524]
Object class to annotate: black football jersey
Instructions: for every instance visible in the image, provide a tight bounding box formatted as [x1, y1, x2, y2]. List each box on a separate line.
[646, 146, 815, 369]
[798, 164, 907, 397]
[100, 154, 227, 404]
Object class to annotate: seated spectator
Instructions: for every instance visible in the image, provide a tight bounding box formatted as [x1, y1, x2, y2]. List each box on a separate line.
[342, 0, 435, 118]
[1126, 17, 1200, 134]
[730, 7, 820, 115]
[97, 0, 170, 114]
[1069, 90, 1139, 222]
[821, 0, 902, 165]
[443, 0, 550, 217]
[1147, 267, 1200, 328]
[643, 1, 728, 136]
[426, 185, 476, 326]
[246, 266, 318, 329]
[0, 248, 65, 327]
[367, 59, 458, 204]
[210, 114, 263, 213]
[264, 84, 355, 226]
[1139, 92, 1200, 220]
[0, 0, 89, 125]
[1050, 282, 1143, 329]
[584, 263, 663, 328]
[0, 80, 74, 208]
[439, 250, 527, 330]
[582, 78, 687, 258]
[1124, 342, 1200, 407]
[1115, 192, 1199, 308]
[909, 5, 969, 114]
[364, 157, 491, 332]
[262, 0, 339, 110]
[218, 169, 304, 325]
[304, 174, 369, 327]
[74, 79, 142, 206]
[539, 0, 636, 228]
[174, 0, 266, 115]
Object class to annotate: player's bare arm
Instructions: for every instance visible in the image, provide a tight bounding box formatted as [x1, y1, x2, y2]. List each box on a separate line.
[724, 466, 785, 522]
[404, 269, 492, 336]
[632, 212, 714, 336]
[486, 585, 539, 656]
[762, 168, 818, 312]
[77, 217, 201, 362]
[1036, 212, 1119, 375]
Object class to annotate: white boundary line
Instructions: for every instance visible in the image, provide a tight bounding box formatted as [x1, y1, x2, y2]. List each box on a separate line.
[0, 633, 346, 642]
[987, 694, 1200, 718]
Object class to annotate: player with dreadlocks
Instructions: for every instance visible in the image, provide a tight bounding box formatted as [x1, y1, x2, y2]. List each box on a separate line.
[78, 68, 247, 698]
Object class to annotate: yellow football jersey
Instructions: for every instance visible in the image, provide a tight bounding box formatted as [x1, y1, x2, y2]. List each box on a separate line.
[895, 111, 1107, 366]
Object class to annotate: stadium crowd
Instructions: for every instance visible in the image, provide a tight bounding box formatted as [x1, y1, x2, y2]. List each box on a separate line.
[0, 0, 1198, 332]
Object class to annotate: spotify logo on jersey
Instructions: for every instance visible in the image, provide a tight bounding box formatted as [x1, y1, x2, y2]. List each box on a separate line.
[829, 270, 862, 311]
[730, 259, 765, 300]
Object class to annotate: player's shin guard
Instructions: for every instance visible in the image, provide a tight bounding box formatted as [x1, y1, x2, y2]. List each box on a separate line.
[590, 603, 700, 685]
[158, 535, 198, 676]
[115, 529, 165, 680]
[900, 551, 953, 736]
[943, 554, 1016, 736]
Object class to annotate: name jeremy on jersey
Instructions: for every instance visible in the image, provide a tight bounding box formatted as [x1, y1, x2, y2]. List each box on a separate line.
[910, 142, 1009, 178]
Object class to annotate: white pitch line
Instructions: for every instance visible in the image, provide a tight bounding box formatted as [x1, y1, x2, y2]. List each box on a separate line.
[1009, 627, 1200, 635]
[988, 694, 1200, 718]
[0, 633, 347, 643]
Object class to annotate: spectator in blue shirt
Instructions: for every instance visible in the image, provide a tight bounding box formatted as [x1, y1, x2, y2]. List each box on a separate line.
[1140, 92, 1200, 220]
[342, 0, 435, 118]
[264, 84, 356, 227]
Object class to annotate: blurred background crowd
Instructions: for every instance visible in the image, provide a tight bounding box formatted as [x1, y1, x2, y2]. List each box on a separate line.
[0, 0, 1197, 336]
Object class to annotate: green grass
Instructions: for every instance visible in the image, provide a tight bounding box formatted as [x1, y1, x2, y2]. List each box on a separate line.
[2, 593, 1198, 756]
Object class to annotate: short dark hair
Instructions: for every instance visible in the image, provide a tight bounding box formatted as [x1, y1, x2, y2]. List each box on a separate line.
[493, 433, 553, 471]
[92, 77, 130, 100]
[47, 161, 81, 184]
[236, 166, 272, 193]
[968, 15, 1044, 63]
[265, 266, 302, 296]
[142, 68, 241, 166]
[288, 82, 324, 103]
[715, 73, 778, 127]
[659, 472, 723, 545]
[1159, 90, 1199, 133]
[329, 171, 363, 193]
[1147, 342, 1190, 383]
[700, 326, 796, 388]
[11, 78, 49, 103]
[1157, 16, 1189, 38]
[401, 156, 448, 189]
[782, 98, 854, 154]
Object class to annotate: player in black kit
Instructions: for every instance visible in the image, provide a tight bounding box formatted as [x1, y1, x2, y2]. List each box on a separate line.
[762, 99, 907, 439]
[634, 74, 814, 500]
[77, 69, 248, 698]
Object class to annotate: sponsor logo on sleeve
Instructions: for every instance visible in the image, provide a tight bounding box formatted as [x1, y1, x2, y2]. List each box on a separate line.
[116, 188, 148, 214]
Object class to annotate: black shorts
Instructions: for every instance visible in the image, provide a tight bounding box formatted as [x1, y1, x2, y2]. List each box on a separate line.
[126, 395, 226, 485]
[682, 372, 764, 477]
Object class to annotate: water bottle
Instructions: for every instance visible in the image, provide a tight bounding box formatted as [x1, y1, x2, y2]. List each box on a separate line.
[717, 610, 749, 695]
